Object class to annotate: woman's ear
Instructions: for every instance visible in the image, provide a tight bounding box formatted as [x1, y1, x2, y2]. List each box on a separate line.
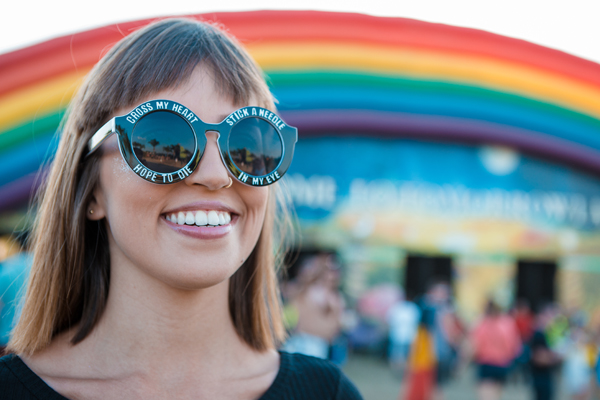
[87, 193, 106, 221]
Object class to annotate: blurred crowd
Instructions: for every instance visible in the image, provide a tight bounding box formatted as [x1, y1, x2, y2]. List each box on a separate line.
[400, 289, 600, 400]
[278, 253, 600, 400]
[384, 287, 600, 400]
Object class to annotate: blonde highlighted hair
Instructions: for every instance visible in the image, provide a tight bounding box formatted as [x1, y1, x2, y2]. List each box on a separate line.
[9, 18, 287, 355]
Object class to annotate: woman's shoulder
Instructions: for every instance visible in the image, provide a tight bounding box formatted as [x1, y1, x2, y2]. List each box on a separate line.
[0, 354, 67, 400]
[260, 351, 363, 400]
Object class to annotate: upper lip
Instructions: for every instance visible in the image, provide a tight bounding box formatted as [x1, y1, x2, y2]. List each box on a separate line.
[162, 201, 238, 216]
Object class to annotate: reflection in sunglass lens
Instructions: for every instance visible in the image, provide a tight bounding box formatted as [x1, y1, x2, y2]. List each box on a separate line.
[131, 112, 196, 174]
[228, 118, 282, 176]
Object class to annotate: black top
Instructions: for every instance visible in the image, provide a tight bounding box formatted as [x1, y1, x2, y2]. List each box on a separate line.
[0, 351, 363, 399]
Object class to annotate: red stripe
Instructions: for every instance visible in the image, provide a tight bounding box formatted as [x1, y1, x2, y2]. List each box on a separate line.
[1, 10, 600, 97]
[216, 11, 600, 87]
[0, 18, 153, 96]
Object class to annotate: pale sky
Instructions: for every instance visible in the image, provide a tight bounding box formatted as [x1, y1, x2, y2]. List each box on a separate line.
[2, 0, 600, 63]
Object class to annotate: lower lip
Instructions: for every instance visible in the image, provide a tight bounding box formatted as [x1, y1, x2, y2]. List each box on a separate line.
[163, 216, 236, 239]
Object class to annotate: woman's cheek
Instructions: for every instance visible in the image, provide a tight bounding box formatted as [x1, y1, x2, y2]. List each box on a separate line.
[109, 152, 139, 186]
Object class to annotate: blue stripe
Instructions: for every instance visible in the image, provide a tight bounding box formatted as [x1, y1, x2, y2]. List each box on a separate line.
[0, 131, 57, 187]
[271, 85, 600, 150]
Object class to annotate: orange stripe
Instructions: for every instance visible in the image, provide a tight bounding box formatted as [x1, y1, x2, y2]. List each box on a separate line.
[0, 70, 88, 132]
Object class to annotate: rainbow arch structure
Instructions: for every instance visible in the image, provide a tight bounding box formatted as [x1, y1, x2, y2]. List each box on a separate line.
[2, 10, 600, 211]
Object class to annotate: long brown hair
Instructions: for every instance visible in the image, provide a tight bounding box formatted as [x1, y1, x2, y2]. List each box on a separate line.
[9, 18, 286, 355]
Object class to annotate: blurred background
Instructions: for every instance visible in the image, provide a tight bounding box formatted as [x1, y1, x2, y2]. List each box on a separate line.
[2, 2, 600, 399]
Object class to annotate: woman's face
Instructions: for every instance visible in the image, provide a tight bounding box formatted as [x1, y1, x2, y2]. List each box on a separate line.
[89, 66, 270, 290]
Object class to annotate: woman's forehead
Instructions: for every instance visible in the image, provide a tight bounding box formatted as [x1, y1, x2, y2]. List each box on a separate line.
[111, 68, 259, 119]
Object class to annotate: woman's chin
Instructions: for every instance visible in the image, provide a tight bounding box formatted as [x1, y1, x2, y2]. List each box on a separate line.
[155, 264, 238, 292]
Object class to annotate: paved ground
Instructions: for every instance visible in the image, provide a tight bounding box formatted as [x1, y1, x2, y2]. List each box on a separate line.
[342, 352, 568, 400]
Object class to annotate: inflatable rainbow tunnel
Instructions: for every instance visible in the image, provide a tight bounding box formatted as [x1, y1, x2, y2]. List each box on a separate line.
[2, 10, 600, 211]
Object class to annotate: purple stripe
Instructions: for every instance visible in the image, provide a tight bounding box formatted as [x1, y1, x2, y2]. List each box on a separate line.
[281, 109, 600, 175]
[0, 171, 45, 211]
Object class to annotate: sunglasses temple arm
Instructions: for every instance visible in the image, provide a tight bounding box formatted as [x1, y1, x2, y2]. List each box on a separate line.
[86, 118, 116, 157]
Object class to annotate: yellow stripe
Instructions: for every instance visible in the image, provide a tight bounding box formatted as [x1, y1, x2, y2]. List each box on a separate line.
[247, 42, 600, 119]
[0, 69, 89, 133]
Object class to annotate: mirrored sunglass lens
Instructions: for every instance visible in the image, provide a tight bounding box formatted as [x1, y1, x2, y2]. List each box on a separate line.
[228, 118, 283, 176]
[131, 112, 196, 174]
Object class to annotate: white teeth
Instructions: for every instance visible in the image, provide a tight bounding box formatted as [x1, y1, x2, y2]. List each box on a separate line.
[169, 210, 232, 226]
[185, 212, 195, 225]
[207, 210, 219, 226]
[195, 211, 208, 226]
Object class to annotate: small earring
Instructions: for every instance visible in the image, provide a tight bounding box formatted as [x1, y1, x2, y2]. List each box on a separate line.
[224, 177, 233, 189]
[89, 209, 94, 214]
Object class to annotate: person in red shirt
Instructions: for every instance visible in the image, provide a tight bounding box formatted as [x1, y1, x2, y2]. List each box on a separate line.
[471, 300, 522, 400]
[513, 299, 534, 342]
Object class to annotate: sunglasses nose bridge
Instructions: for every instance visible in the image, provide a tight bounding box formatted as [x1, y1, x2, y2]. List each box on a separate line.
[202, 129, 223, 151]
[185, 129, 230, 189]
[201, 128, 231, 172]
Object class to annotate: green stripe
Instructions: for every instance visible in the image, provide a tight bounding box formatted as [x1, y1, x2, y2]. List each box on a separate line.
[264, 70, 600, 129]
[0, 111, 65, 151]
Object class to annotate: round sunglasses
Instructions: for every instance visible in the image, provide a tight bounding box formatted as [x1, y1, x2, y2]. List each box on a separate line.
[87, 99, 298, 186]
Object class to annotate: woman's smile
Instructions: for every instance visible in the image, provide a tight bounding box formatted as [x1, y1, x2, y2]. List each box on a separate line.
[162, 200, 239, 239]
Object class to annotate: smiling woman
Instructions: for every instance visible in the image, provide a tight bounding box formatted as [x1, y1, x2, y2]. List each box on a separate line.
[0, 18, 362, 400]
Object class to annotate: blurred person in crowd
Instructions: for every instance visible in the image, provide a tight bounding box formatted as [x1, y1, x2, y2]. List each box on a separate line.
[402, 309, 437, 400]
[530, 304, 563, 400]
[422, 281, 460, 393]
[511, 299, 535, 382]
[387, 289, 421, 376]
[513, 298, 535, 343]
[471, 300, 522, 400]
[281, 252, 345, 360]
[0, 232, 31, 356]
[443, 304, 467, 374]
[546, 304, 570, 349]
[594, 345, 600, 399]
[559, 325, 592, 400]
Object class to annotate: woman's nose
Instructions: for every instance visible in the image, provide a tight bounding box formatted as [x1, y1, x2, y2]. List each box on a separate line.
[184, 131, 231, 190]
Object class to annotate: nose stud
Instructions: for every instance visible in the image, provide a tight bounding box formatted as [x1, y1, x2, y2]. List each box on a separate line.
[224, 177, 233, 189]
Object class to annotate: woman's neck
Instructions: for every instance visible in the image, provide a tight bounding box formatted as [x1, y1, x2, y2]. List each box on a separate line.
[85, 260, 252, 373]
[110, 285, 231, 351]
